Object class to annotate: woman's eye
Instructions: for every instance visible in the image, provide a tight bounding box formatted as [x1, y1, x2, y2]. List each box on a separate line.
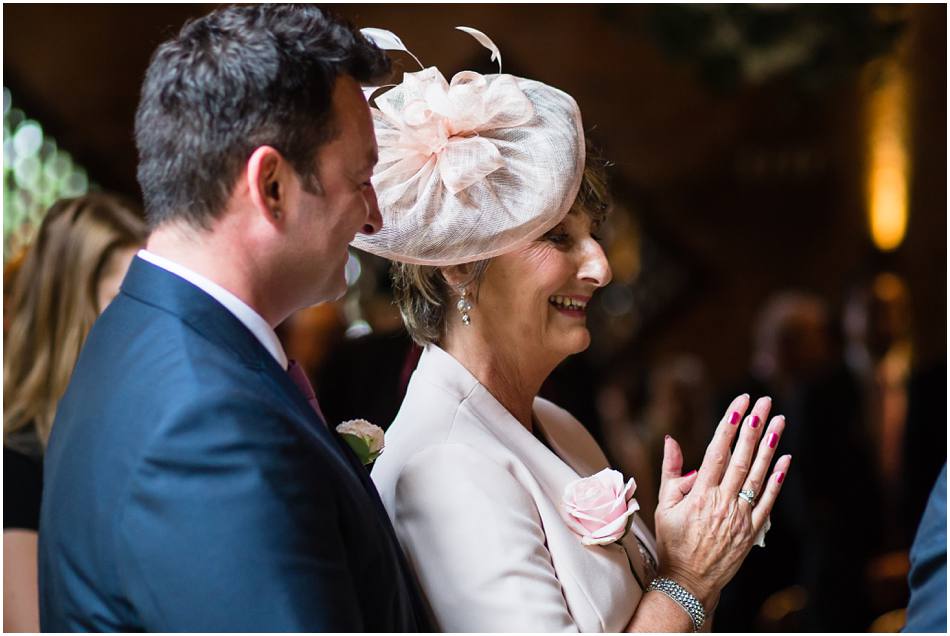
[545, 232, 570, 245]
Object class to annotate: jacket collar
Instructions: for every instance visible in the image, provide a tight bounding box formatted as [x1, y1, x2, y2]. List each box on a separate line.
[121, 256, 331, 431]
[416, 345, 658, 567]
[121, 256, 276, 372]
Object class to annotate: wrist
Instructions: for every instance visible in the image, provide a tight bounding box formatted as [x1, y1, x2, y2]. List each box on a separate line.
[656, 567, 716, 611]
[647, 577, 707, 632]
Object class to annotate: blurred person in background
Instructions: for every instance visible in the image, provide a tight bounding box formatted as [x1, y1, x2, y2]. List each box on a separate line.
[277, 303, 347, 385]
[715, 278, 944, 630]
[599, 354, 711, 533]
[718, 290, 844, 631]
[844, 272, 946, 550]
[751, 292, 834, 407]
[834, 272, 945, 628]
[313, 253, 421, 430]
[3, 192, 146, 632]
[844, 272, 915, 540]
[4, 248, 28, 337]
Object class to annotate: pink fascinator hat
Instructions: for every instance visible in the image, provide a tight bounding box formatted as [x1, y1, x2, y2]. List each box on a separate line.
[351, 27, 585, 266]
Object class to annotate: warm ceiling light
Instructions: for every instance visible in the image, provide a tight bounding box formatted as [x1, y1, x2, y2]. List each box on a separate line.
[865, 61, 910, 252]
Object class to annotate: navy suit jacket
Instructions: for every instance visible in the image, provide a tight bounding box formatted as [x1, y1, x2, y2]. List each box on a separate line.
[39, 257, 431, 631]
[904, 463, 947, 633]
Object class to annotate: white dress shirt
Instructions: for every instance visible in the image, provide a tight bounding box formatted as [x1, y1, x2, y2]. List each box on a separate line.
[136, 249, 288, 370]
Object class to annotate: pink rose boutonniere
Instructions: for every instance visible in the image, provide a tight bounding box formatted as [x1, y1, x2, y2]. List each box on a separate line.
[563, 468, 640, 546]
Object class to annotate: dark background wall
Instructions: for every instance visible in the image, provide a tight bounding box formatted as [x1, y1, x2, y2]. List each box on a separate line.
[4, 4, 944, 388]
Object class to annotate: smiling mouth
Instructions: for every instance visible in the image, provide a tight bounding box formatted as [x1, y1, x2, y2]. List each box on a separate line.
[549, 295, 589, 316]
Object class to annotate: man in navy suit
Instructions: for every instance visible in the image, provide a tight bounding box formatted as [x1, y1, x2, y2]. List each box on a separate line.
[39, 5, 431, 631]
[904, 464, 947, 633]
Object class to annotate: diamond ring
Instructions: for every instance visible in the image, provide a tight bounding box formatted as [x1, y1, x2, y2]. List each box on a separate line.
[738, 488, 757, 506]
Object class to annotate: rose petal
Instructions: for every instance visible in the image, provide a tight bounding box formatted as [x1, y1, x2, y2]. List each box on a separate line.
[566, 508, 610, 534]
[566, 480, 614, 510]
[622, 477, 637, 501]
[627, 497, 641, 515]
[570, 507, 616, 527]
[589, 507, 636, 541]
[582, 533, 622, 546]
[563, 513, 593, 538]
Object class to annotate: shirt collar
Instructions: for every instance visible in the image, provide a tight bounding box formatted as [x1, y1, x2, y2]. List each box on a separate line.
[137, 249, 289, 370]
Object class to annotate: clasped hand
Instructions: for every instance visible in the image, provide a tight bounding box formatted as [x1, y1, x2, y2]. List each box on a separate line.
[653, 394, 792, 610]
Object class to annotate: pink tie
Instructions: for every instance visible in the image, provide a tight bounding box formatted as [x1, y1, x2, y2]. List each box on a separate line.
[287, 360, 326, 425]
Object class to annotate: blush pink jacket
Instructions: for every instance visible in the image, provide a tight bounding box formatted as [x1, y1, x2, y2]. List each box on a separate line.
[372, 345, 658, 632]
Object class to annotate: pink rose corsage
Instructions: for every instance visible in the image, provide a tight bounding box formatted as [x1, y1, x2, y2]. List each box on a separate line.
[563, 468, 640, 546]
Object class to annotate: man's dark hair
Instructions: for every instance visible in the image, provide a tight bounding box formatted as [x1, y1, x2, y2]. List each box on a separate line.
[134, 4, 390, 229]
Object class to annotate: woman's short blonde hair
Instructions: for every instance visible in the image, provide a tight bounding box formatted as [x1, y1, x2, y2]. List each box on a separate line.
[391, 149, 610, 346]
[3, 193, 148, 449]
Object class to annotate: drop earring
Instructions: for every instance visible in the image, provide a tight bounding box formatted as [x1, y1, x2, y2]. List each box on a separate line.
[457, 288, 472, 326]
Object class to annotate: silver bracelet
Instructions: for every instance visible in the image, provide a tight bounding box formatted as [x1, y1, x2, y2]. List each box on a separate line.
[647, 576, 706, 632]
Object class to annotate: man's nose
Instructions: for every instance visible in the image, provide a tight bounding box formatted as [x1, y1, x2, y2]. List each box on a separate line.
[361, 186, 382, 235]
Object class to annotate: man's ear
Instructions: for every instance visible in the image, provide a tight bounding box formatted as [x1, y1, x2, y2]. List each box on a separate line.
[246, 146, 285, 222]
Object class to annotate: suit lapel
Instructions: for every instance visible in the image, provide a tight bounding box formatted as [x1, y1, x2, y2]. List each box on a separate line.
[123, 258, 332, 441]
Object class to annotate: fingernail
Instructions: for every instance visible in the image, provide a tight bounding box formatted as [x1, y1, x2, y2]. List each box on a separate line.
[767, 432, 779, 448]
[665, 434, 671, 441]
[777, 472, 786, 484]
[729, 411, 740, 425]
[685, 470, 697, 477]
[750, 415, 761, 428]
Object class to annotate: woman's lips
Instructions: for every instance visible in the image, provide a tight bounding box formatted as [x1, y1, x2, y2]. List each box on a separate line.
[548, 294, 591, 317]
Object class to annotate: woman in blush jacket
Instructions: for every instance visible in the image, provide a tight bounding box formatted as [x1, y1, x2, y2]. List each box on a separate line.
[355, 28, 792, 633]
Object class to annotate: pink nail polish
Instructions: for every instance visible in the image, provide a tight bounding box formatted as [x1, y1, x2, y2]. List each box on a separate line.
[665, 434, 671, 441]
[684, 470, 697, 477]
[776, 472, 786, 484]
[729, 411, 740, 425]
[767, 432, 778, 448]
[750, 415, 760, 428]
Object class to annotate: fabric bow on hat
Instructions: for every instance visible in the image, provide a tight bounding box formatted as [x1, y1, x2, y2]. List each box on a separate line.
[374, 67, 534, 196]
[353, 26, 585, 266]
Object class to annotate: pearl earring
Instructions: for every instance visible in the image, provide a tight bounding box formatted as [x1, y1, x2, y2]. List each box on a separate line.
[457, 288, 472, 326]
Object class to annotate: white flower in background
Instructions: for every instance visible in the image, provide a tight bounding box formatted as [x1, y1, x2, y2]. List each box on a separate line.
[335, 419, 385, 465]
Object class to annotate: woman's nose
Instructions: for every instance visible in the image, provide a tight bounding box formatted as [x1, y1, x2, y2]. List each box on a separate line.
[579, 239, 612, 287]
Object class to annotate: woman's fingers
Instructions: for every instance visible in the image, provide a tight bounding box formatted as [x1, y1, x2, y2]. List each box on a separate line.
[751, 454, 792, 529]
[719, 397, 774, 496]
[658, 436, 701, 510]
[657, 435, 683, 510]
[738, 415, 786, 501]
[694, 393, 750, 490]
[660, 434, 684, 480]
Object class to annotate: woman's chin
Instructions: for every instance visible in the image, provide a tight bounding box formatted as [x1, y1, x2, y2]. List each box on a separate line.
[556, 328, 591, 356]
